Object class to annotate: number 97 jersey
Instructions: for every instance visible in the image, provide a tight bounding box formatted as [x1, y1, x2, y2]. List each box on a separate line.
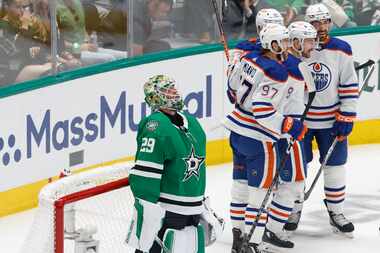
[224, 52, 289, 142]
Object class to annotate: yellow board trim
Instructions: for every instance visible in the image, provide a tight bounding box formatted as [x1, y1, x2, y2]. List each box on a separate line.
[1, 119, 379, 217]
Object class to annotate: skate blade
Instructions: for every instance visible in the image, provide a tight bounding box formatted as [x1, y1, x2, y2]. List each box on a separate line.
[331, 226, 354, 239]
[283, 230, 294, 240]
[258, 242, 292, 253]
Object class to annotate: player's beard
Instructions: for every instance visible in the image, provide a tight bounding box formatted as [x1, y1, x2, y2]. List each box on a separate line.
[302, 48, 312, 58]
[318, 30, 329, 43]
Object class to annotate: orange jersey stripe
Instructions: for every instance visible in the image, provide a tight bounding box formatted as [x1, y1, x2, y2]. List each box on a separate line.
[245, 214, 268, 220]
[253, 107, 274, 113]
[263, 142, 275, 189]
[269, 208, 290, 218]
[338, 89, 359, 94]
[232, 111, 279, 136]
[307, 109, 338, 116]
[230, 210, 245, 215]
[293, 142, 304, 181]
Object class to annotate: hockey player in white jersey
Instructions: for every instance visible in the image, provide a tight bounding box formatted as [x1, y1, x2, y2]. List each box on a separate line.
[256, 21, 318, 253]
[285, 3, 358, 237]
[227, 8, 283, 104]
[224, 24, 308, 253]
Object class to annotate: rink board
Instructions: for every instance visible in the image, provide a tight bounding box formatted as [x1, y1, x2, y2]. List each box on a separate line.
[1, 29, 380, 217]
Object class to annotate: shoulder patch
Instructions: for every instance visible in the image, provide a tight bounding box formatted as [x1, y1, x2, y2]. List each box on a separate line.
[146, 120, 159, 131]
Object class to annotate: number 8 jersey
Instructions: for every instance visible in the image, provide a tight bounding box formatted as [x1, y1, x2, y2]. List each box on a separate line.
[224, 52, 290, 142]
[129, 111, 206, 215]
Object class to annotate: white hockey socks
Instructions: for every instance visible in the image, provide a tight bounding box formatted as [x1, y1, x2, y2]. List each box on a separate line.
[245, 187, 268, 244]
[267, 181, 304, 235]
[324, 165, 346, 214]
[230, 180, 248, 232]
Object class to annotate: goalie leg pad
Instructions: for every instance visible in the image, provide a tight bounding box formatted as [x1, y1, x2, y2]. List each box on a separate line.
[126, 198, 165, 252]
[162, 225, 205, 253]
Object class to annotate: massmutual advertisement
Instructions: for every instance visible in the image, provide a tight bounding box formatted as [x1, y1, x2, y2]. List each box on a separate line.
[0, 52, 226, 191]
[0, 32, 379, 194]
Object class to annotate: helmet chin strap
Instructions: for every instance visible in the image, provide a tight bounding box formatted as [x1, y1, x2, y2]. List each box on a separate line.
[291, 39, 304, 57]
[269, 40, 288, 61]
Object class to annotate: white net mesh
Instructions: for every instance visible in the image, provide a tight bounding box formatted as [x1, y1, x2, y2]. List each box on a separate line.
[20, 163, 135, 253]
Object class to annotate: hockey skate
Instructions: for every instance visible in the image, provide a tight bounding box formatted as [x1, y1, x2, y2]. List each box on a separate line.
[258, 228, 294, 253]
[231, 228, 244, 253]
[323, 199, 354, 238]
[242, 242, 261, 253]
[283, 209, 302, 233]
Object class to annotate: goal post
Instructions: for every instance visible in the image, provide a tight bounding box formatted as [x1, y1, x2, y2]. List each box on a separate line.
[21, 164, 134, 253]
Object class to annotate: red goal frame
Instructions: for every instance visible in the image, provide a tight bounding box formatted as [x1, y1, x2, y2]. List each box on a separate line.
[54, 177, 130, 253]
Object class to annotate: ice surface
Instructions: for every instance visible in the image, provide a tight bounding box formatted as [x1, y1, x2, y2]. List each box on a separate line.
[1, 144, 380, 253]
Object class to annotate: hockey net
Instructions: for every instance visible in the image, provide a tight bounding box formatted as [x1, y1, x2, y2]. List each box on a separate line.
[20, 164, 135, 253]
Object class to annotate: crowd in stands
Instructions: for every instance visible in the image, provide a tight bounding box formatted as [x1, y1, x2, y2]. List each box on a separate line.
[0, 0, 379, 87]
[223, 0, 380, 40]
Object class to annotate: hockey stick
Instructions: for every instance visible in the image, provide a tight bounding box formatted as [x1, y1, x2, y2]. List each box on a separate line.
[240, 89, 317, 253]
[303, 59, 375, 201]
[210, 0, 230, 62]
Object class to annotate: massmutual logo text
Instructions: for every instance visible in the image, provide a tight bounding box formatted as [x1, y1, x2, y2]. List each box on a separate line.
[0, 75, 213, 166]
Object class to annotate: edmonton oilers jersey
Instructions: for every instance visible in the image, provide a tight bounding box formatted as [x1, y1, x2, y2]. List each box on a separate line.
[224, 53, 289, 142]
[303, 37, 358, 129]
[281, 53, 307, 119]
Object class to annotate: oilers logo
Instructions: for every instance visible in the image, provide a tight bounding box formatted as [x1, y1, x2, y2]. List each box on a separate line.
[308, 62, 332, 92]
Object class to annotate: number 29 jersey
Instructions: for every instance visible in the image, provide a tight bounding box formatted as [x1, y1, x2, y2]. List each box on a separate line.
[224, 52, 289, 142]
[129, 111, 206, 215]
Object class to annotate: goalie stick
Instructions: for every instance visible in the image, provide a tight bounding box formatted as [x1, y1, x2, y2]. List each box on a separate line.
[303, 59, 375, 201]
[240, 77, 317, 253]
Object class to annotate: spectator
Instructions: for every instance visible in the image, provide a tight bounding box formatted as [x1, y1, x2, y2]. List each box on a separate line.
[351, 0, 380, 26]
[142, 39, 171, 53]
[57, 0, 127, 65]
[99, 0, 128, 51]
[0, 0, 37, 85]
[183, 0, 214, 43]
[0, 0, 81, 85]
[131, 0, 173, 56]
[222, 0, 257, 40]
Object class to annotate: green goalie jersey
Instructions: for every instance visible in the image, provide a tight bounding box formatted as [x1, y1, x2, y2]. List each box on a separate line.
[129, 111, 207, 215]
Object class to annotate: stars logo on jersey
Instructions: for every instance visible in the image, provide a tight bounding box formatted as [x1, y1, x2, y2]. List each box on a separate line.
[146, 120, 159, 131]
[308, 62, 332, 92]
[182, 146, 205, 182]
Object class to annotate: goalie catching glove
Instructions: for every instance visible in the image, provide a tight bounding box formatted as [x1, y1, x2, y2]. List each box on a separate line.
[199, 196, 225, 246]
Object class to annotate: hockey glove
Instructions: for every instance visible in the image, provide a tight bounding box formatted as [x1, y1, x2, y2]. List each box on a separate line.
[332, 111, 355, 141]
[200, 196, 225, 246]
[282, 117, 308, 141]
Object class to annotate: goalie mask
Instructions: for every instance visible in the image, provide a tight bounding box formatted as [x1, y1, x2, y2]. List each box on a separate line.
[143, 75, 184, 111]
